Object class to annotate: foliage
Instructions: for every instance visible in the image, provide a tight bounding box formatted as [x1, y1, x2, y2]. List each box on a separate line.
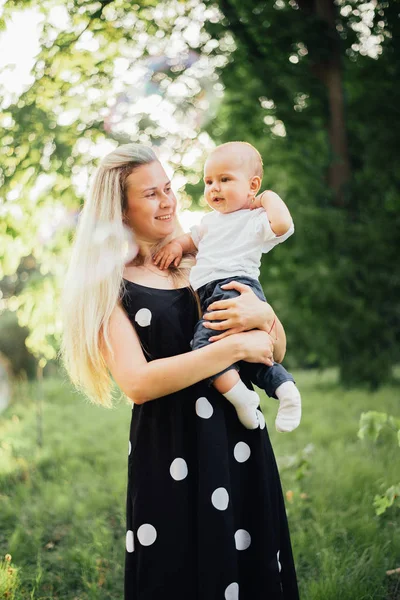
[203, 0, 400, 386]
[358, 410, 400, 515]
[358, 410, 400, 444]
[373, 484, 400, 517]
[0, 311, 37, 379]
[0, 0, 399, 388]
[277, 441, 314, 481]
[0, 0, 219, 364]
[0, 554, 19, 600]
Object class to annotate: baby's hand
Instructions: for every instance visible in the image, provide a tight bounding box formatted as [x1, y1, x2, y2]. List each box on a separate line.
[153, 241, 183, 269]
[249, 193, 265, 210]
[251, 190, 280, 211]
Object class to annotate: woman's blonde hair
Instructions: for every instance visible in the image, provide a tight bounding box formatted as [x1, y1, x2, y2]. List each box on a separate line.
[59, 143, 194, 408]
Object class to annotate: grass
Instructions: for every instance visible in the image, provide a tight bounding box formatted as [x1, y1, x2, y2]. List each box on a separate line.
[0, 369, 399, 599]
[265, 369, 400, 600]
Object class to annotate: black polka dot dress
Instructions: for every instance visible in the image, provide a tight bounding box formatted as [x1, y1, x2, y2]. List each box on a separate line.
[121, 280, 300, 600]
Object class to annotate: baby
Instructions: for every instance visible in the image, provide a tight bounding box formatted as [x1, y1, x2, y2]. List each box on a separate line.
[154, 141, 301, 432]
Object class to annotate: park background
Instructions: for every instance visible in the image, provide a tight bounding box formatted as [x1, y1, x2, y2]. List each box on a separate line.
[0, 0, 399, 598]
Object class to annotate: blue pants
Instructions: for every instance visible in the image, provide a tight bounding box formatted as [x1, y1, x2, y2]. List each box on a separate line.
[192, 276, 295, 399]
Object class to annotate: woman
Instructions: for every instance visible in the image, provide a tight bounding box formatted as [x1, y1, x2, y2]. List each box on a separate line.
[61, 144, 299, 599]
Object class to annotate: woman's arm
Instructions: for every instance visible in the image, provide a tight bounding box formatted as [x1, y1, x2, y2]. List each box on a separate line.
[101, 303, 274, 405]
[201, 281, 287, 362]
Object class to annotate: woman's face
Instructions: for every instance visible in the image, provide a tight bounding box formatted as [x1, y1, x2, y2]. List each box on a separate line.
[124, 161, 177, 243]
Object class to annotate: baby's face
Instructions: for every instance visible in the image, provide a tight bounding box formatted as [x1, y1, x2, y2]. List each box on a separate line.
[203, 151, 256, 214]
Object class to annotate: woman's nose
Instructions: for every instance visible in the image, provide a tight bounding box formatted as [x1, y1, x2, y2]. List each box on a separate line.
[160, 192, 173, 208]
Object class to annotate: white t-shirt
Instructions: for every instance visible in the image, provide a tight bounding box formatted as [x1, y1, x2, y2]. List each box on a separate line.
[189, 208, 294, 291]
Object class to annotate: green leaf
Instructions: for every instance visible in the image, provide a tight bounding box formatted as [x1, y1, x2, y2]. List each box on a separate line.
[373, 484, 400, 516]
[357, 412, 390, 443]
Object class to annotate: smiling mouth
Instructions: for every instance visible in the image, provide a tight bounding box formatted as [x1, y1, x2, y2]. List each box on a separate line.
[212, 197, 224, 203]
[155, 214, 172, 221]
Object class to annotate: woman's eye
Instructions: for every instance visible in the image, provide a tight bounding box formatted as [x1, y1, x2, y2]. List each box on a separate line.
[146, 193, 156, 198]
[165, 187, 171, 193]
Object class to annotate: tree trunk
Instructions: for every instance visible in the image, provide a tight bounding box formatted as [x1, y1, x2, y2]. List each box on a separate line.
[298, 0, 351, 205]
[315, 0, 351, 206]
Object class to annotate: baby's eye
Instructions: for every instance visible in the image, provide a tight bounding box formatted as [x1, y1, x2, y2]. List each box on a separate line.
[221, 177, 230, 182]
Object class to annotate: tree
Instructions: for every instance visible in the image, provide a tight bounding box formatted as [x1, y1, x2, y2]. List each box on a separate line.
[1, 0, 399, 386]
[0, 0, 219, 366]
[202, 0, 400, 386]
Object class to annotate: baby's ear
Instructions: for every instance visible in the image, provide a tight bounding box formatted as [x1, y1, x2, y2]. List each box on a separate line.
[249, 175, 261, 194]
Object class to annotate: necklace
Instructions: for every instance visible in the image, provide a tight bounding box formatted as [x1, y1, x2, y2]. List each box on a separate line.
[140, 264, 171, 279]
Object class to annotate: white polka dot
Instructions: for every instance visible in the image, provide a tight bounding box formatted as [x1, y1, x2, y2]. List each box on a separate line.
[170, 458, 188, 481]
[137, 524, 157, 546]
[135, 308, 152, 327]
[277, 549, 281, 572]
[257, 409, 266, 429]
[126, 530, 134, 553]
[211, 487, 229, 510]
[225, 582, 239, 600]
[234, 529, 251, 550]
[128, 441, 132, 455]
[195, 397, 213, 419]
[233, 441, 251, 463]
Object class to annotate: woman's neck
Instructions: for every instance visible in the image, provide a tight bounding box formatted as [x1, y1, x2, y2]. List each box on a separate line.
[124, 239, 188, 289]
[124, 256, 182, 290]
[125, 241, 154, 268]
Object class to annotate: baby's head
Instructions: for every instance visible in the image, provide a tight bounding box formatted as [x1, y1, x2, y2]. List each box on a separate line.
[203, 141, 263, 214]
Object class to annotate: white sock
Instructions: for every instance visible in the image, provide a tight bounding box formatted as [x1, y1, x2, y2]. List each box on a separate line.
[275, 381, 302, 433]
[224, 379, 260, 430]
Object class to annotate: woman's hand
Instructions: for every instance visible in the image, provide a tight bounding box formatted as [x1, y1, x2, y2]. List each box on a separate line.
[203, 281, 275, 342]
[237, 330, 275, 367]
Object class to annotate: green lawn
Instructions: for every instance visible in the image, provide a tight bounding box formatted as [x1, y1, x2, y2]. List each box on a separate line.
[0, 370, 399, 599]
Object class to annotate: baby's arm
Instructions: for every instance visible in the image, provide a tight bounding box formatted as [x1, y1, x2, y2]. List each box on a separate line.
[251, 190, 293, 236]
[153, 233, 197, 270]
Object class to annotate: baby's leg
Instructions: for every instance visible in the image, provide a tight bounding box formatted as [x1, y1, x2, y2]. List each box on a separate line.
[214, 370, 260, 430]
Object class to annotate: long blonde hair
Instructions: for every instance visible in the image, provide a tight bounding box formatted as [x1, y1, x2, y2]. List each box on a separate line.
[59, 143, 194, 408]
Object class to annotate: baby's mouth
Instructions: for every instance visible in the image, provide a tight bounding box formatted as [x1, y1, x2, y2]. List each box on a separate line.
[212, 197, 224, 203]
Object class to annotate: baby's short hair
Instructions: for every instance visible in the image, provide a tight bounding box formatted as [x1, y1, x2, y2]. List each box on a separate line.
[212, 141, 263, 179]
